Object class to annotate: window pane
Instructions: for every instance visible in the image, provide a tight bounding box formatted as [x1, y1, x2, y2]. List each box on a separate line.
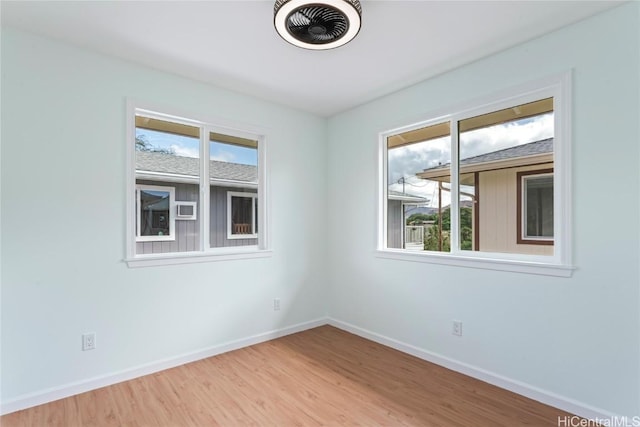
[139, 189, 170, 237]
[525, 176, 554, 238]
[388, 122, 451, 252]
[458, 99, 554, 255]
[209, 133, 258, 248]
[135, 116, 200, 253]
[254, 198, 259, 233]
[231, 196, 254, 235]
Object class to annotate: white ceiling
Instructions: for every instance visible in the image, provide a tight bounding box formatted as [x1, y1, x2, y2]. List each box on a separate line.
[1, 1, 622, 117]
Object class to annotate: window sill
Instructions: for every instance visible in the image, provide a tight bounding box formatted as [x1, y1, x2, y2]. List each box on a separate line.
[375, 249, 574, 277]
[125, 248, 273, 268]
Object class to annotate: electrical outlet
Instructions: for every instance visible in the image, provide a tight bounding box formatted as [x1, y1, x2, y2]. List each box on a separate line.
[452, 321, 463, 337]
[273, 298, 281, 311]
[82, 332, 96, 351]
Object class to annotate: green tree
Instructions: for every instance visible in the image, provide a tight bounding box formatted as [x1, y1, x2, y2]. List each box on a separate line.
[135, 135, 175, 154]
[441, 208, 451, 231]
[460, 207, 473, 250]
[424, 207, 473, 251]
[460, 226, 473, 250]
[405, 213, 433, 225]
[424, 224, 450, 252]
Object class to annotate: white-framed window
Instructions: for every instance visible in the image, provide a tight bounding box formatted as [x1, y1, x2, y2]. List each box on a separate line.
[227, 191, 258, 239]
[136, 184, 175, 242]
[378, 73, 573, 277]
[126, 102, 270, 267]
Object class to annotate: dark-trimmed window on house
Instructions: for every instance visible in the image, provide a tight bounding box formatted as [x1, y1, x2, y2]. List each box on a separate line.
[384, 97, 555, 257]
[133, 111, 261, 256]
[518, 170, 554, 244]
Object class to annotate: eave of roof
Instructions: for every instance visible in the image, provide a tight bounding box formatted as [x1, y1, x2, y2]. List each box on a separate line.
[417, 138, 553, 181]
[388, 190, 429, 202]
[136, 151, 257, 184]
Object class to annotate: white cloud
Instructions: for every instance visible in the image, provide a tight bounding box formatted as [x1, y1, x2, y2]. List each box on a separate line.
[387, 113, 553, 208]
[210, 151, 236, 162]
[171, 144, 199, 158]
[460, 113, 553, 159]
[388, 136, 450, 184]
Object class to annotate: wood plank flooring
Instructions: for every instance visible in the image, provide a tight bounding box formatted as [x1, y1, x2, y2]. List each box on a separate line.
[2, 326, 575, 426]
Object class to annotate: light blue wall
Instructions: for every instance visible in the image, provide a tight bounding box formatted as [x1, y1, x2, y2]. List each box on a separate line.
[327, 2, 639, 417]
[2, 2, 639, 419]
[1, 28, 328, 401]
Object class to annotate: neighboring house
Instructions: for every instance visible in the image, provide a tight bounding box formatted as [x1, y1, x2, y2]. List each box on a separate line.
[387, 190, 429, 250]
[135, 151, 258, 254]
[417, 138, 554, 255]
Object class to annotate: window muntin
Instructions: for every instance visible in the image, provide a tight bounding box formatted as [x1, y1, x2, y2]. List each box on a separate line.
[518, 171, 554, 244]
[128, 107, 266, 263]
[136, 184, 175, 241]
[379, 76, 571, 275]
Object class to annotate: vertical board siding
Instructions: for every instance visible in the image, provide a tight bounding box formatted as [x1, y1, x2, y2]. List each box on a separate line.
[479, 171, 496, 251]
[478, 164, 553, 255]
[387, 200, 402, 249]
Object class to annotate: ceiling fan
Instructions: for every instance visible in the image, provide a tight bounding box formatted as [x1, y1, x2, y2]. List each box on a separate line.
[274, 0, 362, 50]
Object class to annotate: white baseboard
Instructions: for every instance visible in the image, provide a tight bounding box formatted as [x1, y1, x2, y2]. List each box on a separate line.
[3, 316, 624, 421]
[0, 317, 328, 415]
[327, 318, 622, 422]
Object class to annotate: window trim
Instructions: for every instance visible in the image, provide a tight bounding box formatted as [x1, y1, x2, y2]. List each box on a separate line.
[227, 191, 258, 240]
[136, 184, 175, 242]
[125, 100, 270, 268]
[517, 169, 554, 245]
[377, 72, 574, 277]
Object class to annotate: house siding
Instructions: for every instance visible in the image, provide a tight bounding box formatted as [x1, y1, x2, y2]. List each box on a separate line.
[387, 199, 403, 249]
[135, 180, 257, 254]
[478, 163, 553, 255]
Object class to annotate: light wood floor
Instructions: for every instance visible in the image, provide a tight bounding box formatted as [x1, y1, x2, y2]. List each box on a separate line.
[2, 326, 575, 426]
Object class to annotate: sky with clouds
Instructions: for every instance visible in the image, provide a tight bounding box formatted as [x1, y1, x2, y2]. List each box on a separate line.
[388, 113, 553, 208]
[136, 128, 258, 166]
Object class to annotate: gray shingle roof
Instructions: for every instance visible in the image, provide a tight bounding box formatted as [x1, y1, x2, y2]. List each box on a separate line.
[388, 190, 428, 202]
[460, 138, 553, 166]
[421, 138, 553, 173]
[136, 151, 257, 183]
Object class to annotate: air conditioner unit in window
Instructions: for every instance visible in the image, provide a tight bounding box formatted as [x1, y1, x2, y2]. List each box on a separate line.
[176, 201, 197, 220]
